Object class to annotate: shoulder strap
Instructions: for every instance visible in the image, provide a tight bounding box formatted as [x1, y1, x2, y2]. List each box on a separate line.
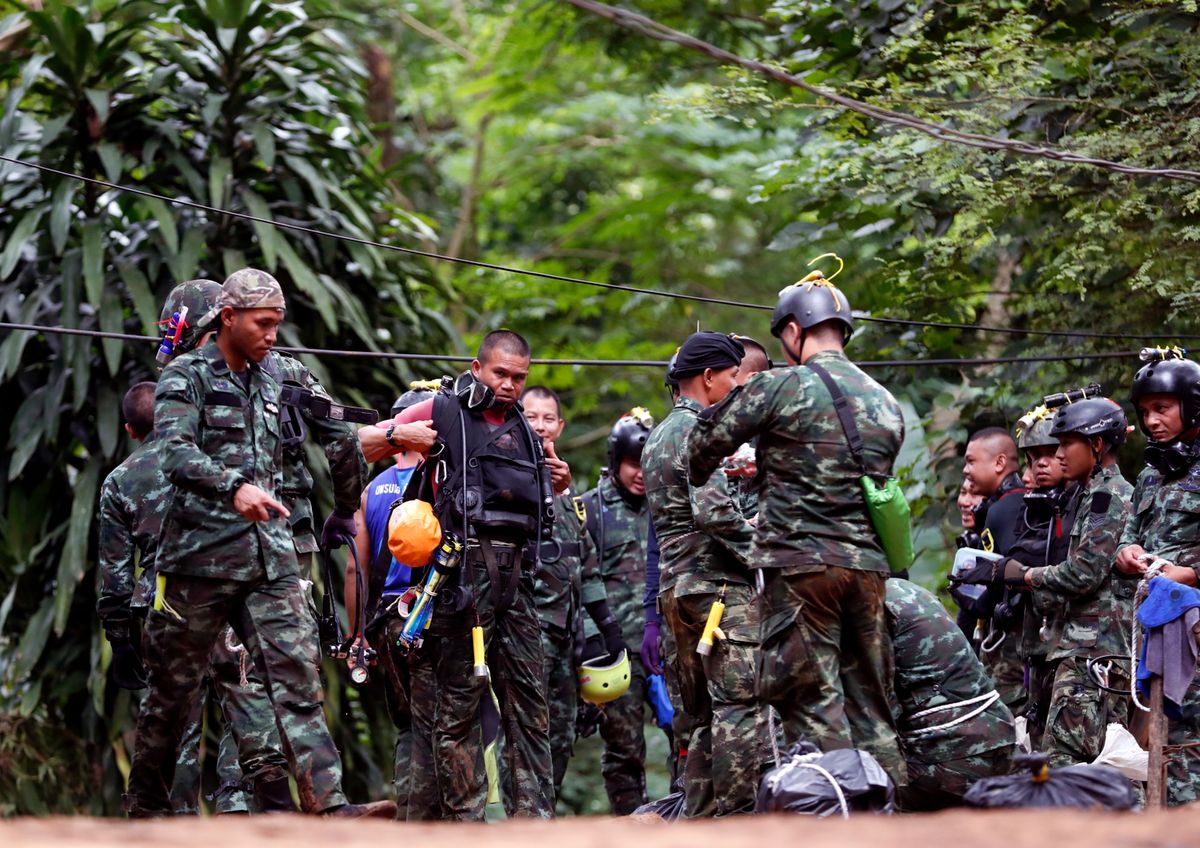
[804, 360, 868, 477]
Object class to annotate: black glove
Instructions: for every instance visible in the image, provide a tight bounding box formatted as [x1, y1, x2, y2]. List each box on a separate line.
[951, 556, 1001, 586]
[580, 633, 607, 666]
[108, 634, 147, 690]
[320, 509, 358, 550]
[576, 699, 603, 739]
[1001, 557, 1029, 587]
[598, 617, 628, 660]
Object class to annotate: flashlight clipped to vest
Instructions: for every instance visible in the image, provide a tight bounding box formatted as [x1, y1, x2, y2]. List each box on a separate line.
[472, 623, 488, 678]
[155, 306, 189, 365]
[697, 584, 727, 657]
[395, 534, 464, 655]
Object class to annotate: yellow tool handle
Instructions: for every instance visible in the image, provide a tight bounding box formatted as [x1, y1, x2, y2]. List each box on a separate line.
[472, 625, 488, 678]
[154, 574, 166, 611]
[696, 598, 726, 656]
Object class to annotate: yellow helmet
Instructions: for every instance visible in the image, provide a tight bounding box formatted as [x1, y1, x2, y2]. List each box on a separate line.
[579, 649, 631, 705]
[387, 500, 442, 567]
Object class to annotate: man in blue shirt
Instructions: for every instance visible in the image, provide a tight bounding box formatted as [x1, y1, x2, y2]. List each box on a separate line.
[345, 382, 436, 817]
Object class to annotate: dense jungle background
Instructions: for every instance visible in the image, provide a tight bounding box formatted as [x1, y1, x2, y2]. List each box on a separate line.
[1, 0, 1199, 816]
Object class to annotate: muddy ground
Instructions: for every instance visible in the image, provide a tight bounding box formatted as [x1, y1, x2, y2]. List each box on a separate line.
[5, 807, 1200, 848]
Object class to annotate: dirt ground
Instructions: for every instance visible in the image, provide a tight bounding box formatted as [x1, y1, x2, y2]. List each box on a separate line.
[5, 807, 1200, 848]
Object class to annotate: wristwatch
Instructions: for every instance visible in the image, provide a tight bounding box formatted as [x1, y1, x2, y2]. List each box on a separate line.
[385, 422, 399, 448]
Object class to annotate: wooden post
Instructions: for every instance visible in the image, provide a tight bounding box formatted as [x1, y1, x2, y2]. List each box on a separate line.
[1147, 675, 1168, 809]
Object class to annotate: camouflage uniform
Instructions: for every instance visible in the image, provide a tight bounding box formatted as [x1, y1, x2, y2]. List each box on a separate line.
[125, 317, 348, 816]
[1025, 464, 1134, 767]
[1118, 461, 1200, 806]
[534, 490, 601, 796]
[885, 579, 1016, 811]
[581, 476, 650, 814]
[688, 351, 907, 787]
[643, 396, 766, 817]
[98, 432, 280, 815]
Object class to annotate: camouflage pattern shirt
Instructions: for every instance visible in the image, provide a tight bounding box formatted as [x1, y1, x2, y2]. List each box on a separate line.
[582, 476, 649, 645]
[267, 352, 367, 557]
[1120, 459, 1200, 581]
[1027, 464, 1135, 662]
[154, 343, 296, 581]
[688, 351, 904, 573]
[885, 579, 1016, 761]
[534, 489, 602, 633]
[643, 396, 752, 599]
[96, 433, 169, 633]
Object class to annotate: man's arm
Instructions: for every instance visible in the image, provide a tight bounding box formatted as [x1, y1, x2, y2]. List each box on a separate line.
[691, 464, 754, 566]
[1028, 489, 1130, 597]
[303, 369, 369, 516]
[688, 378, 772, 487]
[344, 491, 371, 635]
[155, 363, 245, 499]
[360, 397, 437, 462]
[96, 476, 136, 635]
[1115, 477, 1150, 575]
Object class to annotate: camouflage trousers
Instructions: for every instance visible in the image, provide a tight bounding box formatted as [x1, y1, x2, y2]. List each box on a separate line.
[376, 615, 415, 820]
[540, 624, 578, 796]
[597, 645, 648, 815]
[659, 603, 691, 786]
[1167, 675, 1200, 807]
[758, 566, 906, 788]
[173, 630, 272, 814]
[403, 649, 443, 820]
[424, 545, 554, 821]
[127, 572, 346, 816]
[1042, 656, 1129, 768]
[898, 746, 1014, 811]
[661, 585, 767, 817]
[979, 619, 1027, 716]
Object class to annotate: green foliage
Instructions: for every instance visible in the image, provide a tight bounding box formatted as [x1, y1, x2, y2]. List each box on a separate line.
[2, 0, 1196, 817]
[0, 0, 453, 813]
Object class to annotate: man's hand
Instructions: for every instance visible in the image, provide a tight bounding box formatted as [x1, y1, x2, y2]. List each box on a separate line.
[1162, 564, 1199, 587]
[545, 441, 572, 495]
[950, 557, 1000, 586]
[108, 635, 147, 690]
[1115, 544, 1148, 576]
[723, 443, 757, 479]
[359, 420, 436, 462]
[321, 510, 358, 550]
[233, 483, 291, 522]
[641, 619, 663, 675]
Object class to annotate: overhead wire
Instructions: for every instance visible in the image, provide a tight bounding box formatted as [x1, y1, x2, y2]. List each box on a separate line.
[0, 321, 1148, 370]
[562, 0, 1200, 184]
[3, 154, 1200, 342]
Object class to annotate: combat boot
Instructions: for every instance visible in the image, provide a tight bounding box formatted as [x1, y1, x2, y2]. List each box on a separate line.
[322, 800, 398, 819]
[255, 774, 298, 813]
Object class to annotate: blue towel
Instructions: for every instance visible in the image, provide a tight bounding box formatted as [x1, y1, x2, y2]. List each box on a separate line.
[1137, 575, 1200, 628]
[647, 673, 675, 730]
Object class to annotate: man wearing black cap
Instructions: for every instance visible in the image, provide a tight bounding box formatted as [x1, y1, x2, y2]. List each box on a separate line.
[688, 271, 908, 788]
[642, 332, 766, 816]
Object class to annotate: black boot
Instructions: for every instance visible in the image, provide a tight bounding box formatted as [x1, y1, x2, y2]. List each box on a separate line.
[254, 775, 298, 813]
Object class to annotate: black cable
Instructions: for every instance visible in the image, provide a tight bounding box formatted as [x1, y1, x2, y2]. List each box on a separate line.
[0, 320, 1147, 369]
[5, 154, 1200, 342]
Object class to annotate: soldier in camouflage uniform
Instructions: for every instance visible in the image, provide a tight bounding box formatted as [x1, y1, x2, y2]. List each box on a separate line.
[125, 270, 381, 818]
[521, 386, 617, 798]
[885, 578, 1016, 810]
[1115, 356, 1200, 806]
[688, 273, 908, 787]
[642, 331, 766, 817]
[1023, 399, 1135, 767]
[581, 410, 653, 814]
[100, 286, 279, 815]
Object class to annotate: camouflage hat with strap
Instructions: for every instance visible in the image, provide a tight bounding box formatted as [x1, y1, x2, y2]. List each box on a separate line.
[199, 268, 286, 326]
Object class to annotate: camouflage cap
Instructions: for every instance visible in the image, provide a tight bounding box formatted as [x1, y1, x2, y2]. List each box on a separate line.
[199, 268, 286, 326]
[160, 279, 222, 356]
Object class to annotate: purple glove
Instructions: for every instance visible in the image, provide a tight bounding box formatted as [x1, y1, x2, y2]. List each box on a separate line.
[320, 510, 358, 550]
[641, 619, 663, 675]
